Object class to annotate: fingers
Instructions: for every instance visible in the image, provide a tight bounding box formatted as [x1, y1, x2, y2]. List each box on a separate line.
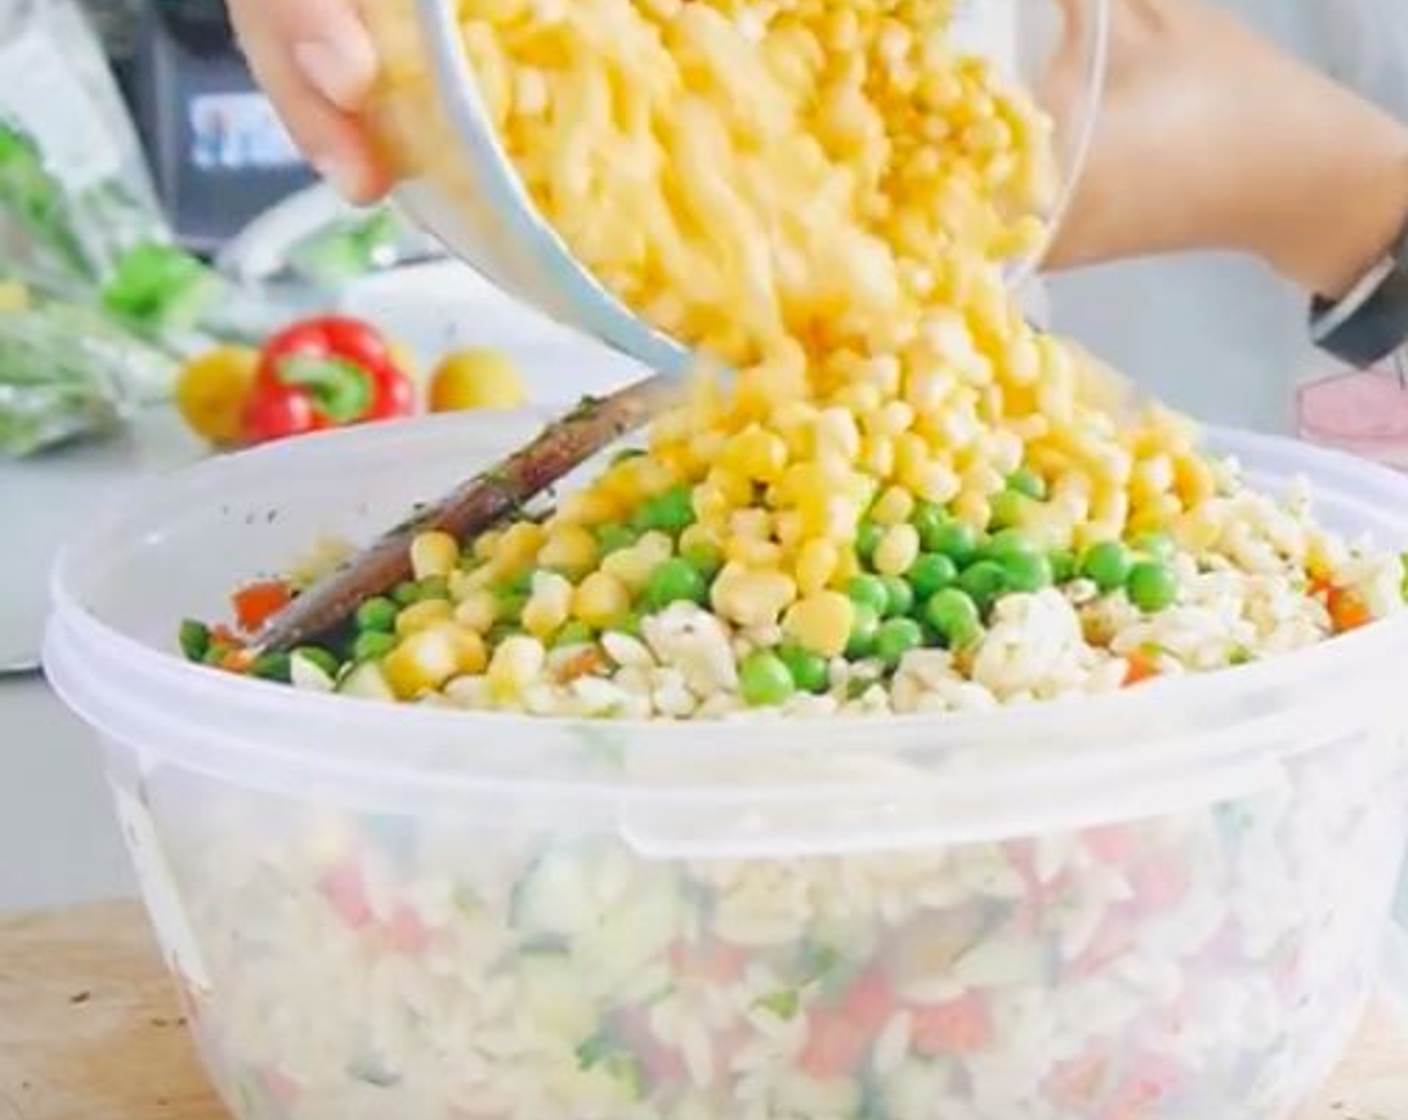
[227, 0, 392, 204]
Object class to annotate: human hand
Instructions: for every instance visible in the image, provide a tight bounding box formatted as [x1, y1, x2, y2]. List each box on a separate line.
[228, 0, 391, 205]
[1044, 0, 1408, 298]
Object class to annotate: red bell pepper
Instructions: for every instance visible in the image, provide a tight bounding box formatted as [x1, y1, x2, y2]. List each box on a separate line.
[242, 317, 415, 445]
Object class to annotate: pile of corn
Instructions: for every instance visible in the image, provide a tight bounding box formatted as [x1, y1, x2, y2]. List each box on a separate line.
[195, 0, 1385, 710]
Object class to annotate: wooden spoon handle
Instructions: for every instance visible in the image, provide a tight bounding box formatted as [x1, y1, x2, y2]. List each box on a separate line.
[257, 373, 677, 652]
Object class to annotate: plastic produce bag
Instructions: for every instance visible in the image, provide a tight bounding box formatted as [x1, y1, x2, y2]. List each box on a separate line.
[0, 0, 167, 294]
[0, 289, 175, 457]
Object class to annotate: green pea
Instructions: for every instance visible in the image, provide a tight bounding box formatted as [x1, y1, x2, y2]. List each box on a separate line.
[1049, 550, 1078, 584]
[639, 484, 697, 534]
[551, 620, 596, 649]
[855, 520, 884, 565]
[988, 489, 1028, 531]
[740, 651, 796, 707]
[847, 574, 891, 617]
[779, 644, 830, 694]
[352, 631, 398, 662]
[875, 617, 924, 667]
[1000, 551, 1054, 594]
[983, 528, 1042, 565]
[909, 553, 958, 600]
[644, 558, 708, 610]
[421, 577, 453, 601]
[911, 501, 946, 548]
[924, 588, 983, 649]
[881, 575, 914, 618]
[681, 542, 723, 581]
[505, 567, 537, 595]
[1080, 541, 1134, 592]
[958, 560, 1009, 614]
[494, 591, 530, 622]
[391, 581, 422, 607]
[1006, 467, 1047, 501]
[609, 611, 643, 638]
[178, 619, 211, 662]
[1127, 560, 1179, 612]
[923, 518, 980, 566]
[846, 602, 882, 659]
[355, 596, 399, 633]
[595, 523, 638, 556]
[251, 651, 292, 682]
[292, 646, 340, 678]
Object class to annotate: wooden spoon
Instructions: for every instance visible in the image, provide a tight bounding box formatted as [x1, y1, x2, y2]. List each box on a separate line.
[256, 373, 677, 652]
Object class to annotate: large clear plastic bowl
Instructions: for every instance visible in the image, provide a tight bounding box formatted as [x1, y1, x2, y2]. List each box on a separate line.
[356, 0, 1108, 375]
[45, 415, 1408, 1120]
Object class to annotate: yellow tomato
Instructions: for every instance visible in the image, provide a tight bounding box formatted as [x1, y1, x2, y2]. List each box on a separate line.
[176, 346, 260, 445]
[429, 349, 528, 412]
[0, 280, 30, 313]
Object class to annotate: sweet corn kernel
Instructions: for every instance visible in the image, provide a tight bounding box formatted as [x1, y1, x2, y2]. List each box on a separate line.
[410, 531, 461, 580]
[488, 634, 547, 701]
[874, 523, 920, 576]
[557, 486, 622, 526]
[783, 591, 855, 658]
[395, 599, 454, 638]
[473, 530, 502, 562]
[678, 523, 719, 555]
[521, 571, 574, 638]
[383, 624, 486, 700]
[795, 539, 840, 595]
[711, 564, 798, 628]
[870, 486, 915, 526]
[573, 571, 631, 628]
[726, 537, 785, 567]
[455, 589, 499, 634]
[722, 427, 789, 482]
[602, 530, 673, 593]
[538, 524, 598, 573]
[490, 522, 545, 575]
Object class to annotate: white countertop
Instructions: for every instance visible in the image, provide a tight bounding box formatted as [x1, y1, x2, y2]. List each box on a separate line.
[0, 261, 643, 911]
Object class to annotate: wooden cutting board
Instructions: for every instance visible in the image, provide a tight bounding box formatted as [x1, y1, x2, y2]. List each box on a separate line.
[2, 901, 1406, 1120]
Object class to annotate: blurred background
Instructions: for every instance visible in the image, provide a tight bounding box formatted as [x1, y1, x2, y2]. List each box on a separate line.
[2, 0, 1406, 910]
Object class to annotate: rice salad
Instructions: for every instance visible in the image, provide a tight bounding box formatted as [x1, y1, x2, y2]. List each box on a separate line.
[188, 0, 1407, 717]
[154, 1, 1408, 1119]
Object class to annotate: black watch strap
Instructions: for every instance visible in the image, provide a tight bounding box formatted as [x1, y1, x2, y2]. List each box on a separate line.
[1311, 217, 1408, 369]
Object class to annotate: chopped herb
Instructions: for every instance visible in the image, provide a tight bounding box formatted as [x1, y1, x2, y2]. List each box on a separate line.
[755, 990, 800, 1020]
[178, 619, 210, 662]
[251, 651, 293, 682]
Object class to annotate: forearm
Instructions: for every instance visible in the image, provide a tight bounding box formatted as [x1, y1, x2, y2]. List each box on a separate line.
[1045, 0, 1408, 297]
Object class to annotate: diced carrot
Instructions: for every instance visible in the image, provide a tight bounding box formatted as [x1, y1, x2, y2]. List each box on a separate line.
[911, 992, 989, 1055]
[232, 579, 292, 632]
[210, 623, 243, 647]
[260, 1066, 302, 1109]
[1121, 650, 1160, 687]
[1327, 586, 1371, 633]
[556, 647, 606, 683]
[800, 1009, 870, 1078]
[669, 939, 747, 983]
[840, 968, 895, 1032]
[386, 904, 431, 955]
[319, 860, 373, 929]
[220, 649, 255, 674]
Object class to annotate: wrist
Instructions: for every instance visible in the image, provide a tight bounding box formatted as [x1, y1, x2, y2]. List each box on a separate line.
[1263, 143, 1408, 300]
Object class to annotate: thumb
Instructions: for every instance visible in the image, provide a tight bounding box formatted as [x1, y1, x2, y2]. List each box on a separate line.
[229, 0, 389, 203]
